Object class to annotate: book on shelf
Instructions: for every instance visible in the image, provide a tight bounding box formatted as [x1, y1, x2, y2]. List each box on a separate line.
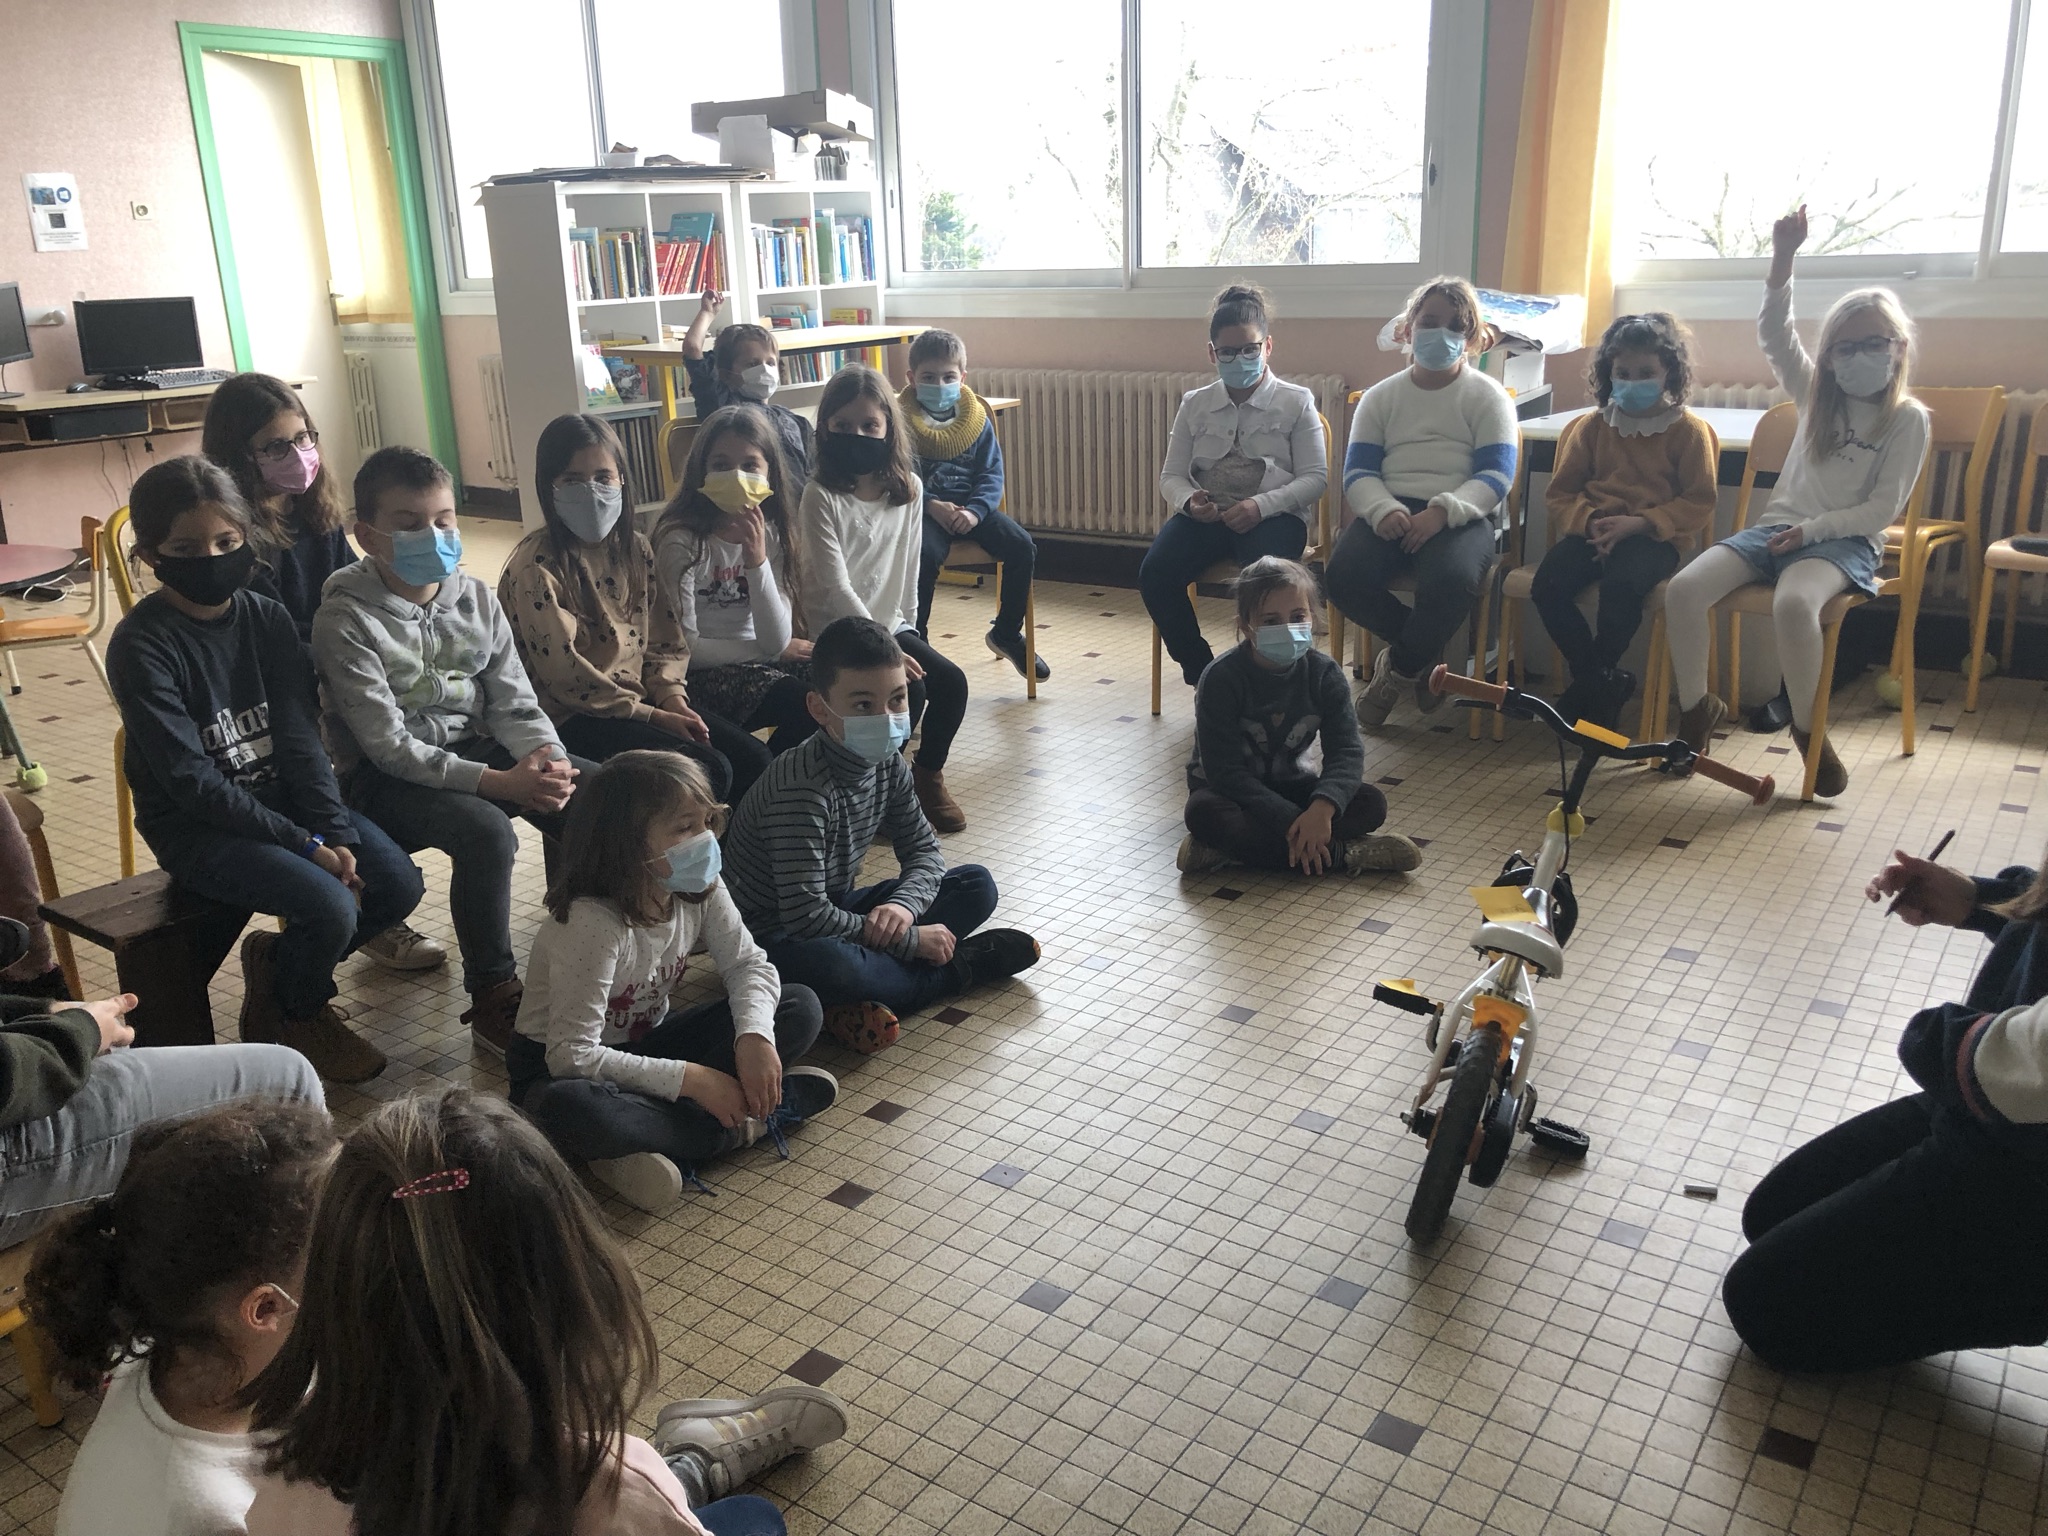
[814, 209, 874, 283]
[597, 408, 663, 506]
[653, 211, 726, 296]
[750, 219, 821, 290]
[571, 226, 656, 301]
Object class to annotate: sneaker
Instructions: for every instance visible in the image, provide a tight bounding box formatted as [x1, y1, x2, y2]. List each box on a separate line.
[744, 1065, 840, 1157]
[361, 922, 447, 973]
[237, 930, 284, 1045]
[588, 1151, 684, 1212]
[1175, 834, 1229, 875]
[1413, 666, 1447, 714]
[950, 928, 1041, 991]
[462, 977, 523, 1059]
[912, 764, 967, 834]
[1594, 668, 1637, 730]
[986, 628, 1050, 682]
[823, 1002, 900, 1054]
[651, 1384, 851, 1495]
[1342, 833, 1424, 873]
[1554, 674, 1597, 728]
[1355, 648, 1403, 728]
[1674, 694, 1729, 767]
[279, 1005, 387, 1084]
[1790, 725, 1849, 797]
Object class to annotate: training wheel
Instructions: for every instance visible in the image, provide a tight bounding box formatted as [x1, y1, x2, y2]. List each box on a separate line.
[16, 765, 47, 792]
[1874, 673, 1904, 709]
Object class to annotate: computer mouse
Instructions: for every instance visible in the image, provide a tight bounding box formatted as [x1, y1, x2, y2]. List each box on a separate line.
[65, 382, 92, 393]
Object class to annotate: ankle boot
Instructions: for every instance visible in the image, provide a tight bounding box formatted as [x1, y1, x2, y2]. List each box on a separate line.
[1790, 725, 1849, 797]
[1675, 695, 1728, 763]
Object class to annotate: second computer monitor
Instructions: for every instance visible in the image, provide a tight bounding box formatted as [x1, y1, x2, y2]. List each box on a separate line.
[74, 297, 204, 381]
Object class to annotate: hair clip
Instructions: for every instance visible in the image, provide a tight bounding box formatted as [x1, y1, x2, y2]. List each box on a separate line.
[391, 1167, 469, 1201]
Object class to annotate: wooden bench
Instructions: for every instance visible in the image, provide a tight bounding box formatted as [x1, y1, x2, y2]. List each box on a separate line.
[39, 872, 247, 1047]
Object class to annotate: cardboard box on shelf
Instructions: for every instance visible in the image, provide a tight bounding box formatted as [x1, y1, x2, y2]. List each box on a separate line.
[691, 90, 873, 143]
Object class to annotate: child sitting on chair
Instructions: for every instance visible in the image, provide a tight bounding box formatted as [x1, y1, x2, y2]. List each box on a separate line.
[680, 290, 813, 480]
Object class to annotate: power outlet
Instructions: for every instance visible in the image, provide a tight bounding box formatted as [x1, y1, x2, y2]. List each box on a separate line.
[129, 201, 154, 221]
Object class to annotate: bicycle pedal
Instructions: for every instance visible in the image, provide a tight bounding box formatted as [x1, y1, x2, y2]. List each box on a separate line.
[1529, 1116, 1591, 1160]
[1402, 1105, 1437, 1141]
[1373, 979, 1438, 1017]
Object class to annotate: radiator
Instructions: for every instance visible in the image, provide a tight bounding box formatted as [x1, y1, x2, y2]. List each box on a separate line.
[343, 352, 381, 454]
[974, 369, 1349, 540]
[480, 353, 519, 487]
[1694, 382, 1785, 411]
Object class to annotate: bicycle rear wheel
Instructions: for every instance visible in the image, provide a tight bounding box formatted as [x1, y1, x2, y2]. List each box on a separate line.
[1406, 1028, 1502, 1244]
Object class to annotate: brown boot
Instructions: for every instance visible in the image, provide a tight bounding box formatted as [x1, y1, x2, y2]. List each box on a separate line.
[1674, 695, 1729, 767]
[237, 930, 283, 1045]
[1790, 726, 1849, 797]
[463, 977, 523, 1059]
[913, 764, 966, 833]
[823, 1002, 900, 1054]
[279, 1005, 387, 1085]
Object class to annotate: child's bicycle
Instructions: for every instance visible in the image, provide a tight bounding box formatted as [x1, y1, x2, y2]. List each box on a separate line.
[1378, 665, 1775, 1243]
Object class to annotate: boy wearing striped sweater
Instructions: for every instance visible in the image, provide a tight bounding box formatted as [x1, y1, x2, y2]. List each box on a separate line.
[722, 617, 1039, 1053]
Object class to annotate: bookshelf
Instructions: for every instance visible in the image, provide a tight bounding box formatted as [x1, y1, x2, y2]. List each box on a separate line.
[481, 176, 887, 528]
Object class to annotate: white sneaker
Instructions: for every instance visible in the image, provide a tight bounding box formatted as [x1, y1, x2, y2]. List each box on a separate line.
[1355, 648, 1404, 728]
[1175, 834, 1229, 874]
[361, 922, 448, 973]
[652, 1384, 850, 1495]
[1342, 832, 1424, 873]
[587, 1152, 683, 1212]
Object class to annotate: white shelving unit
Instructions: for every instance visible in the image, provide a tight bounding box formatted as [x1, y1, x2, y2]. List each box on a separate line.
[481, 175, 884, 527]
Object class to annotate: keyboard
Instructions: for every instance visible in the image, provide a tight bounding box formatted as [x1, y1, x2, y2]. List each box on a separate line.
[110, 368, 233, 390]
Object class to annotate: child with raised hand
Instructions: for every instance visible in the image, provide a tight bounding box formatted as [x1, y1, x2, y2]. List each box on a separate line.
[508, 750, 835, 1212]
[680, 290, 813, 479]
[1180, 558, 1422, 878]
[243, 1087, 847, 1536]
[902, 328, 1047, 682]
[30, 1100, 334, 1536]
[800, 363, 970, 832]
[1143, 283, 1329, 690]
[1530, 312, 1718, 729]
[499, 413, 734, 797]
[1326, 275, 1519, 727]
[108, 456, 423, 1084]
[723, 617, 1038, 1055]
[653, 404, 820, 797]
[313, 446, 593, 1058]
[1662, 207, 1930, 797]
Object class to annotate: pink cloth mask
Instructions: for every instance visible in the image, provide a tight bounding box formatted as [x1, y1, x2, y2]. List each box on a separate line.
[261, 443, 322, 497]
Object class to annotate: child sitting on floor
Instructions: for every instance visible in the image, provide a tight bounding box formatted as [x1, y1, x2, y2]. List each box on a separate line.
[1180, 558, 1421, 877]
[722, 617, 1039, 1054]
[901, 327, 1047, 682]
[1530, 312, 1717, 729]
[680, 290, 813, 480]
[243, 1088, 848, 1536]
[508, 750, 836, 1212]
[31, 1100, 335, 1536]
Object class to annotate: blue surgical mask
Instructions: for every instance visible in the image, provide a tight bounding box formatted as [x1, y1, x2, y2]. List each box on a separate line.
[836, 708, 913, 764]
[1217, 352, 1265, 390]
[1253, 622, 1314, 667]
[388, 525, 461, 586]
[1609, 377, 1666, 415]
[655, 831, 721, 894]
[916, 381, 961, 415]
[1411, 327, 1466, 371]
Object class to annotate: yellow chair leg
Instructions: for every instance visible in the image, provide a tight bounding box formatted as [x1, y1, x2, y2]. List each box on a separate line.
[1150, 624, 1163, 717]
[1468, 588, 1491, 742]
[1803, 625, 1845, 802]
[1967, 568, 1997, 713]
[1897, 572, 1920, 757]
[1637, 616, 1663, 742]
[1493, 597, 1514, 743]
[2001, 570, 2022, 672]
[1022, 573, 1038, 702]
[6, 1310, 62, 1427]
[1327, 603, 1346, 667]
[1723, 610, 1740, 715]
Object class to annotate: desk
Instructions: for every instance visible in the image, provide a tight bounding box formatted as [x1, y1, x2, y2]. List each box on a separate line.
[0, 383, 233, 450]
[612, 324, 931, 424]
[1520, 407, 1767, 487]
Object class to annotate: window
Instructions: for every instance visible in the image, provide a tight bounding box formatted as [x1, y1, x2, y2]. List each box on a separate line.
[594, 0, 783, 171]
[883, 0, 1466, 286]
[2003, 8, 2048, 250]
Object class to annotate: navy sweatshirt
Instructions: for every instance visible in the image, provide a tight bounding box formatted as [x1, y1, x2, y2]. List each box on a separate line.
[107, 589, 357, 862]
[250, 523, 355, 645]
[684, 358, 814, 481]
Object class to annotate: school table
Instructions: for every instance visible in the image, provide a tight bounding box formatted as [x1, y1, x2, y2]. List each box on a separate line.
[1519, 406, 1768, 487]
[610, 324, 933, 425]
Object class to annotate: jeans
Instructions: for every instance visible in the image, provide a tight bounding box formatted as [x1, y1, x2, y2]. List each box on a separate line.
[157, 813, 424, 1020]
[762, 866, 998, 1014]
[509, 985, 822, 1170]
[918, 506, 1038, 639]
[1325, 514, 1497, 677]
[556, 712, 736, 803]
[1184, 782, 1388, 871]
[1140, 513, 1309, 683]
[0, 1043, 323, 1247]
[1528, 533, 1680, 683]
[896, 631, 966, 773]
[345, 738, 597, 992]
[1721, 1094, 2048, 1373]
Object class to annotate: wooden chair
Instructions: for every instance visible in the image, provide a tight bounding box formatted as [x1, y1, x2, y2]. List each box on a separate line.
[1885, 386, 2003, 713]
[658, 417, 695, 500]
[100, 505, 144, 613]
[4, 786, 84, 1000]
[0, 1236, 62, 1427]
[0, 515, 114, 704]
[1967, 399, 2048, 712]
[1492, 414, 1718, 743]
[1150, 411, 1335, 716]
[939, 539, 1040, 700]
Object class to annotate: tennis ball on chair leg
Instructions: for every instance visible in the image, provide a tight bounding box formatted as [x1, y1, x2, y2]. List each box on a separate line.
[1874, 673, 1904, 709]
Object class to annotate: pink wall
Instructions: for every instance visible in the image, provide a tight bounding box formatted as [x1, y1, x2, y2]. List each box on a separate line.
[0, 0, 399, 546]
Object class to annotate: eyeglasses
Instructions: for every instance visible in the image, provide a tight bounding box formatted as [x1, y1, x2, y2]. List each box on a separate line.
[1214, 343, 1265, 361]
[253, 429, 319, 464]
[1828, 336, 1898, 361]
[556, 470, 621, 486]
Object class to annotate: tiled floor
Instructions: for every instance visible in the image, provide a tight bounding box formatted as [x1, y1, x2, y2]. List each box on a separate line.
[4, 520, 2048, 1534]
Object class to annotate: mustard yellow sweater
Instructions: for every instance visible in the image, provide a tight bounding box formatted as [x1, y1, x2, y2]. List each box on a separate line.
[1545, 408, 1718, 542]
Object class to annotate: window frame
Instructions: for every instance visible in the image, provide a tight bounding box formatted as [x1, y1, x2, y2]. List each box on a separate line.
[869, 0, 1486, 317]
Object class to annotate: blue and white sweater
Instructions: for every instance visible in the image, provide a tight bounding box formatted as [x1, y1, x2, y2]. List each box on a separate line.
[1342, 366, 1518, 532]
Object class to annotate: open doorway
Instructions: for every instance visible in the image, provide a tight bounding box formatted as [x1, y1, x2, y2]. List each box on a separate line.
[178, 24, 459, 490]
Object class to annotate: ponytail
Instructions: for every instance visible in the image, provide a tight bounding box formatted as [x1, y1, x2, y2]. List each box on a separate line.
[24, 1200, 130, 1391]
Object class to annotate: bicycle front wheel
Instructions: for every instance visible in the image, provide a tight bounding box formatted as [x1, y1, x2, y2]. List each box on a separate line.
[1406, 1028, 1502, 1244]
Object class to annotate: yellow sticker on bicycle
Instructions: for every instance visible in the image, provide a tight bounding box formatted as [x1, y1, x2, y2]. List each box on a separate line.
[1474, 993, 1528, 1046]
[1574, 720, 1631, 749]
[1469, 885, 1536, 921]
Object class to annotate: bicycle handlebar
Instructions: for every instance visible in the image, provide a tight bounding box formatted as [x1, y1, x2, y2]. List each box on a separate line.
[1427, 665, 1775, 807]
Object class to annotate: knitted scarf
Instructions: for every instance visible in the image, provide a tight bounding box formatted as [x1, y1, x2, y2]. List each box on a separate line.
[898, 383, 988, 461]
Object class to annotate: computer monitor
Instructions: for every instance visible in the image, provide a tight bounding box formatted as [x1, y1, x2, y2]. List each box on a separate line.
[74, 297, 204, 381]
[0, 284, 29, 401]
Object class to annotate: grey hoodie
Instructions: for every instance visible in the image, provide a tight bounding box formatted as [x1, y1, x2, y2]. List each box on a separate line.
[312, 557, 561, 794]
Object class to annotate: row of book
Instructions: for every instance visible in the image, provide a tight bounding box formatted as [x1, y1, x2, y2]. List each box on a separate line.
[749, 212, 877, 291]
[573, 213, 733, 302]
[652, 210, 728, 296]
[606, 410, 663, 502]
[571, 227, 653, 301]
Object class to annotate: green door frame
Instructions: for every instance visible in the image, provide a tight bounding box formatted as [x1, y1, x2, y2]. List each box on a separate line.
[178, 22, 462, 491]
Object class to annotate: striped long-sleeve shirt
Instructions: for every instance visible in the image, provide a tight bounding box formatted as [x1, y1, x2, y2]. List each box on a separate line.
[1342, 366, 1518, 532]
[722, 731, 945, 961]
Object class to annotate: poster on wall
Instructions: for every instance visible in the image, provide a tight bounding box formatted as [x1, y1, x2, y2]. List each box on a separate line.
[22, 173, 86, 253]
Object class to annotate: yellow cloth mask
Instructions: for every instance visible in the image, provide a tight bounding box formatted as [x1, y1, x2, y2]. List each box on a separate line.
[702, 468, 773, 514]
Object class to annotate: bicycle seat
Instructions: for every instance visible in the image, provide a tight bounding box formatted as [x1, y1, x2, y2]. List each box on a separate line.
[1474, 918, 1565, 979]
